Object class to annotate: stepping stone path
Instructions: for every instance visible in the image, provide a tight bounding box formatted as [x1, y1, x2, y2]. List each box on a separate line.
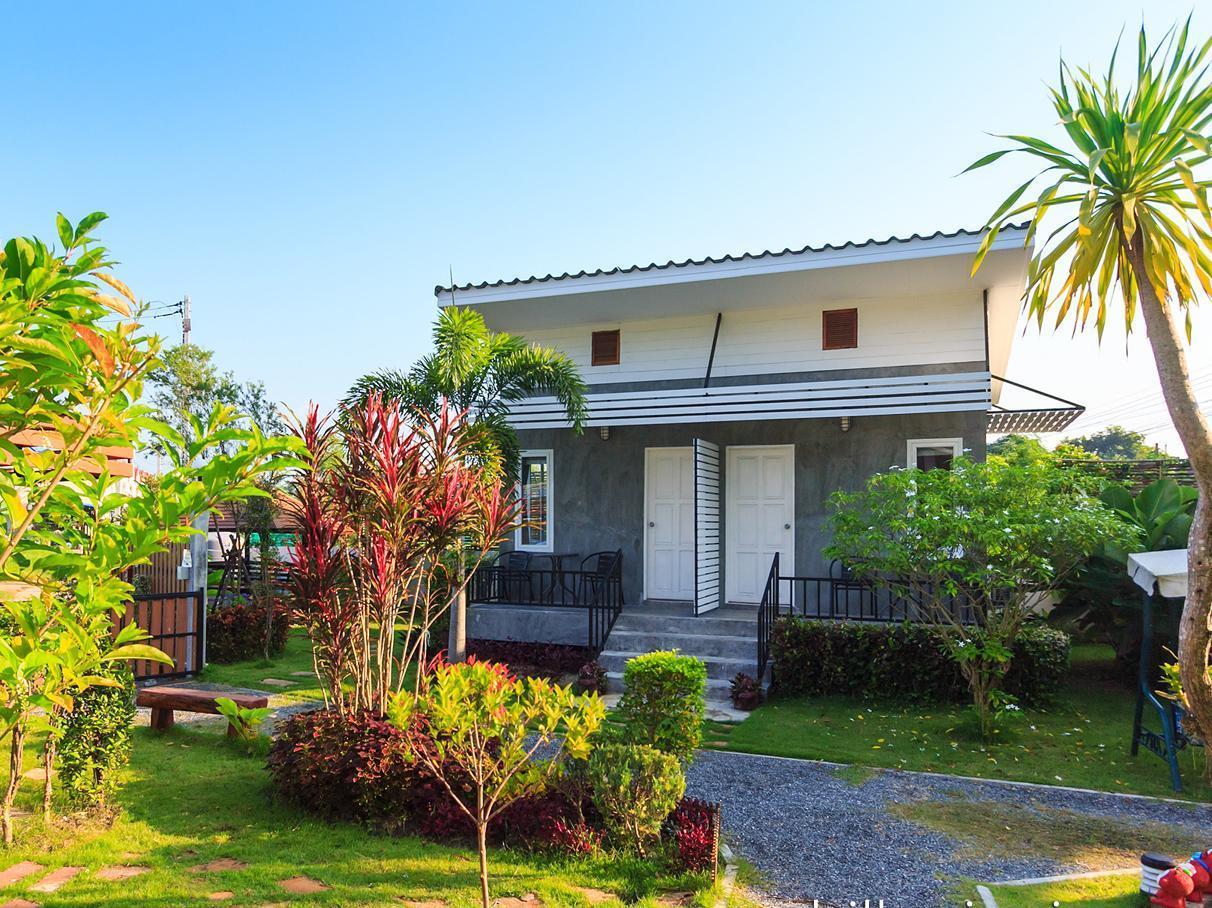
[95, 866, 150, 881]
[1, 899, 40, 908]
[0, 863, 43, 887]
[190, 858, 249, 873]
[494, 894, 541, 908]
[260, 679, 294, 687]
[19, 768, 50, 782]
[400, 901, 447, 908]
[289, 671, 314, 677]
[278, 876, 328, 894]
[576, 889, 616, 904]
[30, 867, 83, 893]
[207, 892, 234, 901]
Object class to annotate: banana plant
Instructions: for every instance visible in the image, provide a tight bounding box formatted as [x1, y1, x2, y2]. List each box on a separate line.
[1098, 479, 1198, 563]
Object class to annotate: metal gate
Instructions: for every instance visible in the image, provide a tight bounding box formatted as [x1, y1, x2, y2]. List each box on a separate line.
[114, 590, 205, 681]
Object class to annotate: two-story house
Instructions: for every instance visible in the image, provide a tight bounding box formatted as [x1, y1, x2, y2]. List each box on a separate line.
[441, 224, 1081, 698]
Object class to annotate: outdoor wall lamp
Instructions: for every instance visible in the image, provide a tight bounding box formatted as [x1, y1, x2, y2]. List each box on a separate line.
[599, 426, 611, 440]
[840, 416, 851, 432]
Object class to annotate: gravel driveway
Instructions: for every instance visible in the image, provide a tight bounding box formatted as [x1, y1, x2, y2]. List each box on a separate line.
[687, 749, 1212, 907]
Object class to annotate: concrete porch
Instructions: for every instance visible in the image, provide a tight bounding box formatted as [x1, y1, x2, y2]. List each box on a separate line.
[599, 601, 761, 703]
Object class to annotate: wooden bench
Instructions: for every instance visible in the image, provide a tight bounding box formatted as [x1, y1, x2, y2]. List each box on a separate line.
[137, 686, 269, 737]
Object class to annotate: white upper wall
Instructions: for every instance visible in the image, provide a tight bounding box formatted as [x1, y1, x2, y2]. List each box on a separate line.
[441, 227, 1031, 399]
[519, 290, 985, 385]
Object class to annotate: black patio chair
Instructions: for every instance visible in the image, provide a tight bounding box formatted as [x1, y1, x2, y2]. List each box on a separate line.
[578, 550, 621, 606]
[829, 559, 869, 619]
[493, 550, 533, 603]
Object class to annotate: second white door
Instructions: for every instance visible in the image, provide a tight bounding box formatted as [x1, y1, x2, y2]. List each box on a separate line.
[726, 445, 795, 603]
[644, 447, 695, 601]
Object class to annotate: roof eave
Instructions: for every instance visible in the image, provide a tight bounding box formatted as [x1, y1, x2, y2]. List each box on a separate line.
[435, 224, 1030, 306]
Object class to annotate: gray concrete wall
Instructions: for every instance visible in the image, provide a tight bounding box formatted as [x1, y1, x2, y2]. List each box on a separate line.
[510, 409, 987, 605]
[467, 603, 588, 646]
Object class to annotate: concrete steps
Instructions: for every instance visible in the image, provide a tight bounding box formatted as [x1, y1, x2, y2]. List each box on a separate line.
[600, 603, 760, 703]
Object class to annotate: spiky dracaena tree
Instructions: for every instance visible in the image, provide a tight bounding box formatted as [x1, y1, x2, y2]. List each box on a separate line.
[969, 19, 1212, 768]
[345, 305, 587, 661]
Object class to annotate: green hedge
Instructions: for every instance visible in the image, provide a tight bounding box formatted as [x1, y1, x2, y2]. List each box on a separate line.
[770, 619, 1070, 707]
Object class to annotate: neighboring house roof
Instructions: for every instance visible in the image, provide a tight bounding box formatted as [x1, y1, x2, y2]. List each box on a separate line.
[4, 428, 134, 477]
[209, 493, 299, 532]
[435, 223, 1030, 300]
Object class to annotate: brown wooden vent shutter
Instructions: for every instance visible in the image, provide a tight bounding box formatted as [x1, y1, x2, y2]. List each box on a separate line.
[591, 329, 620, 366]
[822, 308, 858, 350]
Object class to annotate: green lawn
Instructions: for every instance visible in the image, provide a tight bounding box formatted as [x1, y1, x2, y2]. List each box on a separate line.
[704, 645, 1211, 802]
[1, 722, 713, 907]
[983, 874, 1143, 907]
[197, 630, 326, 702]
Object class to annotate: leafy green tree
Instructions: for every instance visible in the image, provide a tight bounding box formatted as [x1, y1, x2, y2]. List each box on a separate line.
[968, 20, 1212, 761]
[388, 660, 604, 908]
[827, 457, 1133, 737]
[146, 344, 284, 452]
[1062, 425, 1158, 460]
[986, 434, 1055, 464]
[0, 213, 299, 840]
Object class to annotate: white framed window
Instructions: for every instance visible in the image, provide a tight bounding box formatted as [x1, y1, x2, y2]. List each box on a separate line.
[907, 438, 962, 471]
[516, 449, 553, 551]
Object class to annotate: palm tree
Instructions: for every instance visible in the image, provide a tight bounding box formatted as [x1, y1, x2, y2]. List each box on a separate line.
[346, 304, 588, 661]
[345, 305, 588, 481]
[970, 19, 1212, 772]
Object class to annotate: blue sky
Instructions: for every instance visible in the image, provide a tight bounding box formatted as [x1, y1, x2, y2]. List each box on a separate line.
[6, 2, 1211, 451]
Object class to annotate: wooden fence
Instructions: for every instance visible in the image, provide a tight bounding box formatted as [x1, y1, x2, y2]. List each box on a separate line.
[1062, 458, 1196, 491]
[119, 543, 202, 680]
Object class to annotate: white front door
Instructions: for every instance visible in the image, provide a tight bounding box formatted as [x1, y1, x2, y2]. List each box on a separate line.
[726, 445, 795, 603]
[645, 447, 695, 601]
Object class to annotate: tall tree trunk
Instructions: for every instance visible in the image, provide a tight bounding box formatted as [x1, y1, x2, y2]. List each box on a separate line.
[476, 820, 490, 908]
[40, 727, 55, 819]
[1128, 236, 1212, 777]
[447, 560, 467, 664]
[3, 721, 26, 845]
[260, 526, 274, 661]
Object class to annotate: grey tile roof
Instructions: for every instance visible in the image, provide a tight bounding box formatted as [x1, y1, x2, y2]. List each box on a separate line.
[435, 222, 1028, 297]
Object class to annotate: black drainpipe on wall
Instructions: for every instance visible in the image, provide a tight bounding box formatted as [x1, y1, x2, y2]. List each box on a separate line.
[703, 312, 723, 388]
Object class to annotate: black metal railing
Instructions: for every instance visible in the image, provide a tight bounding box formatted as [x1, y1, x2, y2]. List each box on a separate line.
[756, 552, 780, 683]
[776, 575, 978, 624]
[755, 554, 982, 679]
[115, 589, 205, 681]
[469, 551, 624, 656]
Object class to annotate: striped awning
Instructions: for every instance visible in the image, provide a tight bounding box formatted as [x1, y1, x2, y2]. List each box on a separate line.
[986, 407, 1085, 434]
[508, 371, 992, 429]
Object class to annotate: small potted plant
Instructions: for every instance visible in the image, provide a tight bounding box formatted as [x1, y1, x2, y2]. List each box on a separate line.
[577, 660, 607, 694]
[729, 673, 761, 711]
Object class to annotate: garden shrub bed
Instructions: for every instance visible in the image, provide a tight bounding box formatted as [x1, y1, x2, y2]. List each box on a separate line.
[770, 618, 1070, 706]
[207, 600, 290, 663]
[267, 704, 706, 866]
[465, 639, 591, 677]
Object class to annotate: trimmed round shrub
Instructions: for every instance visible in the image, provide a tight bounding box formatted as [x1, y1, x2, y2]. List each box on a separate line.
[207, 599, 289, 663]
[770, 617, 1071, 705]
[53, 662, 136, 811]
[587, 743, 685, 854]
[615, 650, 706, 763]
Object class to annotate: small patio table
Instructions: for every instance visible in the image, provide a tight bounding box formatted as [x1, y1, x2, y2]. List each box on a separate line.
[535, 552, 580, 604]
[1126, 547, 1202, 792]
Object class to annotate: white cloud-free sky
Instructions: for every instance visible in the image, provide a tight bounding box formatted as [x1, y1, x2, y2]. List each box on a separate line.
[5, 2, 1211, 454]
